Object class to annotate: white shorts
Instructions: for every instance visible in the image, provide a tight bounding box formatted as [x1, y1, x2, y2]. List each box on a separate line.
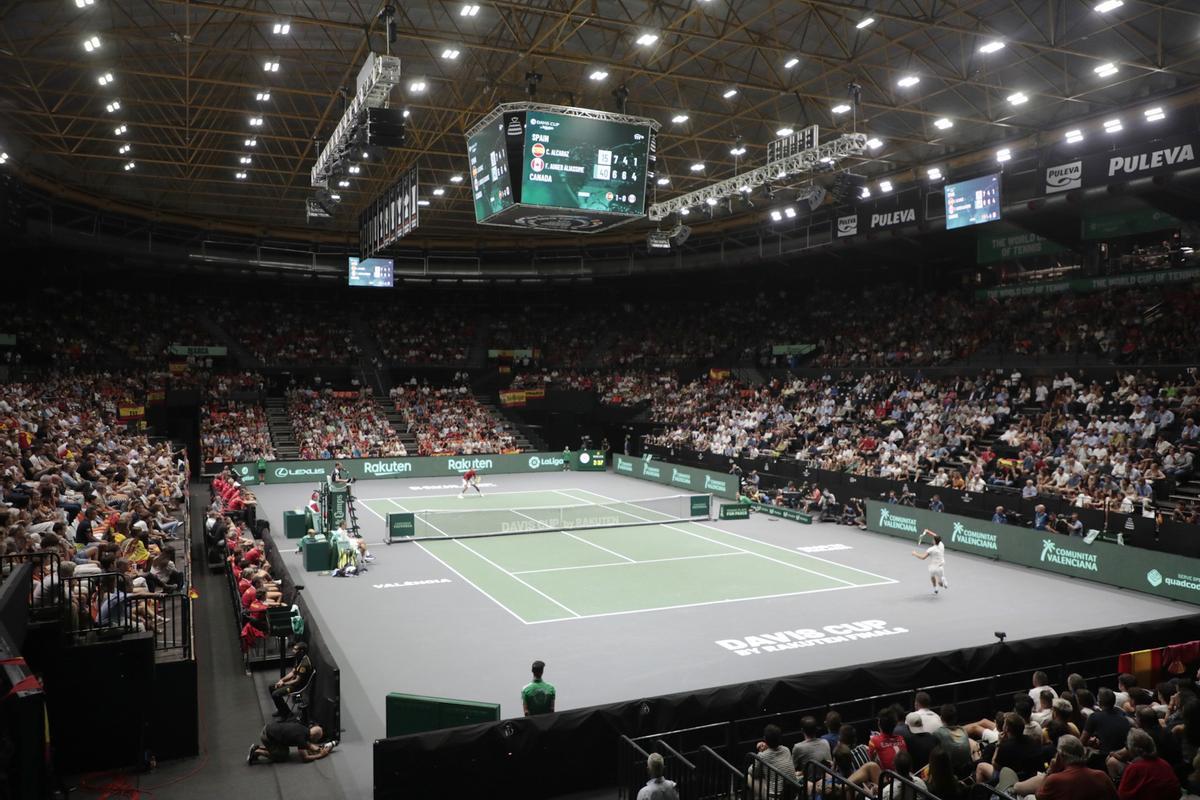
[928, 565, 945, 580]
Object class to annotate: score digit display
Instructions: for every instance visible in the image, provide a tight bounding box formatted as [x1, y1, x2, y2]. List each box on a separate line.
[348, 257, 394, 288]
[944, 173, 1002, 230]
[521, 112, 650, 215]
[467, 119, 514, 222]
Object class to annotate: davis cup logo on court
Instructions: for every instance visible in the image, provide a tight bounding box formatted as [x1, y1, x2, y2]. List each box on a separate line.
[1040, 539, 1098, 572]
[950, 521, 998, 551]
[716, 619, 909, 658]
[1045, 161, 1082, 193]
[878, 508, 918, 534]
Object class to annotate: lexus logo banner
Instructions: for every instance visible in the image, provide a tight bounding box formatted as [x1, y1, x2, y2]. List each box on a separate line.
[1044, 133, 1197, 195]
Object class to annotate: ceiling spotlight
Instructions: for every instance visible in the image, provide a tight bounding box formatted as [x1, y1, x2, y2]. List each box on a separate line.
[927, 167, 943, 180]
[235, 171, 247, 179]
[770, 210, 783, 222]
[1065, 129, 1084, 144]
[819, 156, 832, 164]
[118, 144, 130, 154]
[636, 33, 659, 46]
[722, 88, 738, 98]
[783, 207, 796, 218]
[655, 176, 670, 186]
[105, 100, 121, 113]
[432, 187, 445, 196]
[859, 186, 871, 198]
[897, 75, 920, 88]
[249, 117, 263, 127]
[338, 179, 350, 188]
[75, 0, 95, 6]
[1094, 62, 1118, 77]
[98, 72, 114, 85]
[589, 70, 609, 81]
[409, 80, 427, 92]
[0, 152, 10, 164]
[784, 57, 800, 69]
[264, 60, 280, 72]
[738, 183, 751, 193]
[690, 162, 705, 171]
[679, 207, 690, 216]
[272, 22, 291, 35]
[124, 161, 135, 171]
[776, 126, 794, 136]
[239, 156, 252, 164]
[1094, 0, 1123, 11]
[879, 179, 893, 192]
[417, 199, 431, 206]
[402, 108, 411, 118]
[113, 124, 127, 135]
[1103, 117, 1123, 133]
[979, 40, 1005, 54]
[348, 164, 361, 174]
[996, 148, 1012, 163]
[1007, 91, 1029, 105]
[934, 117, 953, 130]
[866, 137, 883, 150]
[1144, 106, 1166, 122]
[832, 104, 851, 115]
[329, 193, 341, 201]
[441, 48, 461, 60]
[83, 35, 101, 52]
[256, 91, 271, 101]
[729, 137, 746, 156]
[460, 4, 481, 17]
[705, 197, 718, 206]
[671, 113, 689, 123]
[244, 138, 257, 147]
[450, 174, 464, 183]
[856, 17, 875, 28]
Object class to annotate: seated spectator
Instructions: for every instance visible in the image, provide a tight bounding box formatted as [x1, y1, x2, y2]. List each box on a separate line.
[1118, 728, 1180, 799]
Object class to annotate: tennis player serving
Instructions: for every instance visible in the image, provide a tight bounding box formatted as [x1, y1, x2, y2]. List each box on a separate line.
[911, 529, 948, 595]
[458, 468, 483, 499]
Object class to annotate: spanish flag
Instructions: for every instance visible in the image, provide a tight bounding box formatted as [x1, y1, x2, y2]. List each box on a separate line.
[1117, 649, 1163, 689]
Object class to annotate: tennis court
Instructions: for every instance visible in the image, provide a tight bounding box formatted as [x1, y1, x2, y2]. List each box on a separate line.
[359, 487, 896, 623]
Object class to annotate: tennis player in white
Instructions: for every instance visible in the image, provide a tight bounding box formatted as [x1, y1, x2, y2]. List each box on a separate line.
[911, 529, 948, 594]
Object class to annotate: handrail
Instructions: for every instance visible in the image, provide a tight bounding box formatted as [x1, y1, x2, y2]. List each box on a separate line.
[654, 738, 696, 770]
[881, 769, 942, 799]
[801, 760, 875, 799]
[619, 734, 651, 759]
[699, 744, 742, 775]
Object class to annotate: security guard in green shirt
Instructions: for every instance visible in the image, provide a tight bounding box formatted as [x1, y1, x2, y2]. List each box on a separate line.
[521, 660, 556, 715]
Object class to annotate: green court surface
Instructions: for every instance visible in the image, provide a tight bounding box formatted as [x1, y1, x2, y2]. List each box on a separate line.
[360, 487, 895, 624]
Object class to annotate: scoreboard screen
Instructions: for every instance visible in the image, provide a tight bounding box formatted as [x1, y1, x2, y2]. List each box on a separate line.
[467, 118, 514, 222]
[348, 257, 394, 288]
[520, 112, 650, 215]
[944, 173, 1002, 230]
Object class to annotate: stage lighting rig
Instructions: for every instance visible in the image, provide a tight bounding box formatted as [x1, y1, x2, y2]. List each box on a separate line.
[310, 51, 403, 189]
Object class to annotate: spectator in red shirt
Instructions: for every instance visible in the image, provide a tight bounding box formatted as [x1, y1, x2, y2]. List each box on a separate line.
[1118, 729, 1179, 800]
[868, 709, 907, 771]
[1030, 734, 1117, 799]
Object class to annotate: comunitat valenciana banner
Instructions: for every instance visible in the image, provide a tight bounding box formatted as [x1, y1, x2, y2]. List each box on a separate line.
[613, 454, 737, 500]
[864, 500, 1200, 606]
[227, 452, 570, 485]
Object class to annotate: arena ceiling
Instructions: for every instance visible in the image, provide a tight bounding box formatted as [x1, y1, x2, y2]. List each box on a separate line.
[2, 0, 1199, 245]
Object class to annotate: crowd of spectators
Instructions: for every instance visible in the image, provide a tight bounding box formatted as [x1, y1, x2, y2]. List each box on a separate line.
[391, 380, 517, 455]
[747, 669, 1200, 799]
[287, 386, 405, 459]
[214, 301, 362, 366]
[0, 372, 190, 634]
[370, 307, 472, 365]
[645, 368, 1199, 520]
[508, 368, 678, 406]
[200, 372, 275, 464]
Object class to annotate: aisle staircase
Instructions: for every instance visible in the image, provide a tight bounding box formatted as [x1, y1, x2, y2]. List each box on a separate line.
[266, 397, 300, 459]
[475, 394, 543, 451]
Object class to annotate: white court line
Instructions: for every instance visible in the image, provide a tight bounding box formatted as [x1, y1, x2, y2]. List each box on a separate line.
[387, 498, 581, 619]
[363, 488, 578, 502]
[553, 489, 860, 588]
[511, 551, 743, 575]
[566, 488, 898, 586]
[522, 581, 903, 624]
[506, 508, 638, 564]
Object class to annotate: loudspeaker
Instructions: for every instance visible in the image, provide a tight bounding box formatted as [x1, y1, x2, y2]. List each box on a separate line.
[831, 172, 866, 205]
[367, 107, 406, 147]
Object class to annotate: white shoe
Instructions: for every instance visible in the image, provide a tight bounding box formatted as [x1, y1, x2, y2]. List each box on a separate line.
[457, 494, 463, 500]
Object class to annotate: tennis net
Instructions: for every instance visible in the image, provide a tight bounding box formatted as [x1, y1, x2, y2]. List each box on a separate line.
[402, 493, 712, 541]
